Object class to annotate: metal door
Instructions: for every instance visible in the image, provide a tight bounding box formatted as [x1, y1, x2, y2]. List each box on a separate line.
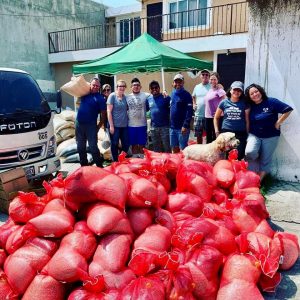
[147, 2, 163, 41]
[217, 52, 246, 91]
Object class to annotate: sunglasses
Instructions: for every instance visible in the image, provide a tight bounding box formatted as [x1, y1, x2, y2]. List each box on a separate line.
[150, 86, 160, 90]
[117, 85, 126, 88]
[201, 73, 210, 76]
[103, 89, 111, 92]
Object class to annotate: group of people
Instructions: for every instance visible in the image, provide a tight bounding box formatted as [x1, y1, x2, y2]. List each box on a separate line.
[192, 69, 293, 181]
[75, 71, 293, 181]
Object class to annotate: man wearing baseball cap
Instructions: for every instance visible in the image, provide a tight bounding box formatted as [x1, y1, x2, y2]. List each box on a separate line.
[192, 69, 211, 144]
[170, 74, 193, 153]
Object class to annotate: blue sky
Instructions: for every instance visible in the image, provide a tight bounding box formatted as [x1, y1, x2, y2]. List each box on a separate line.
[94, 0, 139, 7]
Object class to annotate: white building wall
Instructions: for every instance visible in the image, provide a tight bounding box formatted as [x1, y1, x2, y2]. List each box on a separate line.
[245, 1, 300, 181]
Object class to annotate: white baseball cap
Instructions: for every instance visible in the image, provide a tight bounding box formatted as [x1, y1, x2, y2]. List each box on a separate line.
[173, 74, 184, 81]
[230, 81, 244, 91]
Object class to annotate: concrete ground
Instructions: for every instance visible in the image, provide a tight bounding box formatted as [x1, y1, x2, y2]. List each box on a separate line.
[263, 181, 300, 300]
[0, 163, 299, 299]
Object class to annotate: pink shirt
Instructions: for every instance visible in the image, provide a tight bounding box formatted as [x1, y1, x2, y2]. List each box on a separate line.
[204, 88, 226, 118]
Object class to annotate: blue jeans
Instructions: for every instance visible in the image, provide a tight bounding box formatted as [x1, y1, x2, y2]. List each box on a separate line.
[170, 128, 190, 150]
[75, 121, 103, 167]
[150, 126, 171, 153]
[245, 133, 279, 172]
[110, 127, 130, 162]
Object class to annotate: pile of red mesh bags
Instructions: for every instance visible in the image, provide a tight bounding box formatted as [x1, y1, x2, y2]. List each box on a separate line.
[0, 149, 299, 299]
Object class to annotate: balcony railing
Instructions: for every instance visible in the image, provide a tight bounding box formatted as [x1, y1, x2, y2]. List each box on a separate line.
[48, 1, 248, 54]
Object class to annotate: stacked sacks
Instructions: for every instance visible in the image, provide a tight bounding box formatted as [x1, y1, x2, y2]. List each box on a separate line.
[55, 109, 111, 163]
[0, 149, 298, 299]
[53, 110, 76, 145]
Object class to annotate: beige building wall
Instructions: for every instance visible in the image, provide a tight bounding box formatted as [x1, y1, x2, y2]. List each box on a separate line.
[141, 0, 248, 40]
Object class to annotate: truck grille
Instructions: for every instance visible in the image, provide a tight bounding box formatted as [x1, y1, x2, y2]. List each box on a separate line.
[0, 144, 46, 167]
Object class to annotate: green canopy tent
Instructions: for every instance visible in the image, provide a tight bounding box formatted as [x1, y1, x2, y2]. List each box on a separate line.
[72, 33, 212, 90]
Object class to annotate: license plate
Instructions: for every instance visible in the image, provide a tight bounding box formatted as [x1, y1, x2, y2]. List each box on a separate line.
[24, 166, 35, 178]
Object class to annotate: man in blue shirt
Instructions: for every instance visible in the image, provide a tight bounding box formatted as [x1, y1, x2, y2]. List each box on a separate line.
[76, 77, 106, 167]
[146, 80, 171, 152]
[170, 74, 193, 153]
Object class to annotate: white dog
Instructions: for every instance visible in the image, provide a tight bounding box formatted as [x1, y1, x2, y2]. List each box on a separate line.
[183, 132, 240, 165]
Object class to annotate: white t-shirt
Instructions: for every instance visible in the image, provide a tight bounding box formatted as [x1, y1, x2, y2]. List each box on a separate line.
[192, 83, 210, 118]
[126, 92, 150, 127]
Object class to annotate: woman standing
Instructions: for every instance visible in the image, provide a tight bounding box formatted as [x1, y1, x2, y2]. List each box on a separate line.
[204, 72, 226, 143]
[214, 81, 250, 160]
[244, 83, 293, 181]
[101, 84, 112, 102]
[107, 80, 129, 162]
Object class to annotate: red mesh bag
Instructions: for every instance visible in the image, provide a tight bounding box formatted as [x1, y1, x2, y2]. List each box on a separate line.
[255, 219, 275, 238]
[187, 245, 223, 281]
[211, 187, 230, 205]
[154, 208, 177, 233]
[0, 249, 6, 268]
[4, 237, 58, 295]
[217, 279, 264, 300]
[202, 219, 237, 256]
[128, 177, 159, 208]
[64, 166, 128, 209]
[42, 247, 90, 283]
[22, 274, 66, 300]
[258, 272, 282, 292]
[90, 233, 132, 273]
[167, 192, 205, 217]
[221, 254, 261, 285]
[274, 232, 299, 270]
[127, 208, 154, 237]
[68, 287, 120, 300]
[144, 149, 183, 180]
[9, 192, 46, 223]
[60, 221, 97, 259]
[22, 199, 75, 239]
[172, 217, 218, 249]
[87, 203, 132, 236]
[120, 276, 165, 300]
[150, 266, 196, 299]
[232, 206, 259, 233]
[172, 212, 194, 228]
[89, 262, 136, 290]
[0, 218, 19, 248]
[177, 160, 216, 186]
[213, 160, 235, 188]
[133, 224, 172, 252]
[185, 262, 219, 300]
[0, 268, 18, 299]
[128, 248, 158, 276]
[235, 169, 260, 189]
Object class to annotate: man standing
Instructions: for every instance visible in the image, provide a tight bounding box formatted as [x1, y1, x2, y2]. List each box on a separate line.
[192, 69, 211, 144]
[170, 74, 193, 153]
[75, 77, 106, 167]
[127, 78, 150, 157]
[146, 80, 171, 153]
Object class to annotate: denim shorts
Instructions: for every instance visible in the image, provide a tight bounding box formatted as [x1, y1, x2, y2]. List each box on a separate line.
[194, 116, 205, 137]
[128, 126, 147, 146]
[170, 128, 190, 150]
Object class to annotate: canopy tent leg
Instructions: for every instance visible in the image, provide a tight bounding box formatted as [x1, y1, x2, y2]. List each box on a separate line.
[161, 67, 166, 92]
[114, 75, 117, 91]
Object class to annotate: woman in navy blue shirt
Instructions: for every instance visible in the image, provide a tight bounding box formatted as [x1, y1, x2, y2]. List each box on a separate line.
[214, 81, 249, 160]
[244, 83, 293, 181]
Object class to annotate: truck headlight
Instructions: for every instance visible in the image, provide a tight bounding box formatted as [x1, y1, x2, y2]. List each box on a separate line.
[47, 136, 56, 157]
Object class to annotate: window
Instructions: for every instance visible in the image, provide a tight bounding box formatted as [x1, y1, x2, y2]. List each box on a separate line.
[169, 0, 208, 29]
[119, 17, 141, 44]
